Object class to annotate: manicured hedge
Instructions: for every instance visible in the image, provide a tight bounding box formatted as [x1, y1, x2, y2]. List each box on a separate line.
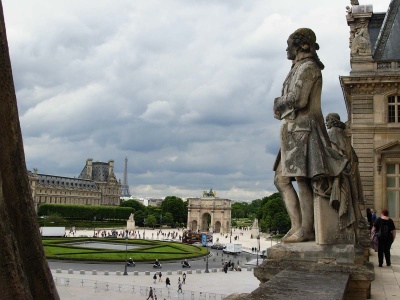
[38, 204, 133, 221]
[42, 238, 208, 261]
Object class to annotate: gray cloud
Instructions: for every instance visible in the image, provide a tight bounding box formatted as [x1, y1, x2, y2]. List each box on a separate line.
[3, 0, 391, 201]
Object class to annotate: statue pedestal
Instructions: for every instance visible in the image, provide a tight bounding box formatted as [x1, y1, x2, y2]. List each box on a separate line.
[314, 195, 355, 245]
[252, 242, 374, 300]
[126, 220, 135, 231]
[250, 228, 259, 239]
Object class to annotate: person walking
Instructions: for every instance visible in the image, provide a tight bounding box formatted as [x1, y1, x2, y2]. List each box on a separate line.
[372, 209, 396, 267]
[165, 277, 171, 288]
[177, 280, 183, 293]
[158, 271, 162, 282]
[182, 272, 186, 284]
[146, 287, 154, 300]
[223, 261, 228, 273]
[371, 209, 377, 224]
[153, 273, 157, 284]
[366, 208, 372, 230]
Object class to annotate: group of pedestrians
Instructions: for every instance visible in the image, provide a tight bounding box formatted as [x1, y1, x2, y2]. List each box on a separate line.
[368, 208, 396, 267]
[147, 272, 187, 299]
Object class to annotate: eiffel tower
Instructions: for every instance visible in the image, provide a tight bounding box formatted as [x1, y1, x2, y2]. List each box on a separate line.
[120, 156, 131, 197]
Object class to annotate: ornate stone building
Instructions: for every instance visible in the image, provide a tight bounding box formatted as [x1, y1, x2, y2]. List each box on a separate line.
[340, 1, 400, 226]
[187, 190, 231, 233]
[29, 158, 121, 212]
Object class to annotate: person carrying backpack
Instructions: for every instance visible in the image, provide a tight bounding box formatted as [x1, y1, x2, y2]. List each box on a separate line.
[372, 209, 396, 267]
[153, 273, 157, 284]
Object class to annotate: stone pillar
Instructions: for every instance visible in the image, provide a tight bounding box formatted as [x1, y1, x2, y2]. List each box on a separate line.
[197, 209, 200, 231]
[221, 210, 225, 233]
[187, 209, 191, 230]
[210, 210, 214, 232]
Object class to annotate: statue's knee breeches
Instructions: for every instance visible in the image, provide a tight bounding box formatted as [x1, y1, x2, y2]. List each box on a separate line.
[274, 172, 292, 191]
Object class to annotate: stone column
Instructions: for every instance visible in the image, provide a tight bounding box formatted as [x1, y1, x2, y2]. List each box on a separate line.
[187, 209, 191, 230]
[210, 210, 214, 232]
[197, 209, 201, 231]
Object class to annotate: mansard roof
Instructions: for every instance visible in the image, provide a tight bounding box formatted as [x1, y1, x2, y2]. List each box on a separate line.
[29, 171, 98, 190]
[373, 0, 400, 60]
[78, 161, 111, 182]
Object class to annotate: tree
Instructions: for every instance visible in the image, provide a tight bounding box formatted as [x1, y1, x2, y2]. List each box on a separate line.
[163, 212, 174, 227]
[258, 193, 290, 233]
[146, 206, 161, 218]
[134, 210, 146, 227]
[248, 199, 262, 219]
[232, 202, 247, 219]
[0, 4, 59, 298]
[161, 196, 186, 224]
[146, 215, 157, 228]
[120, 199, 146, 212]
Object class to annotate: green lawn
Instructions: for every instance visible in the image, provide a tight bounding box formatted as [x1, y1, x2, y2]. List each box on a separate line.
[43, 238, 207, 262]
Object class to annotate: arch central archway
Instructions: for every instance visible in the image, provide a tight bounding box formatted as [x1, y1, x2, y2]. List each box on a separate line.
[201, 213, 211, 231]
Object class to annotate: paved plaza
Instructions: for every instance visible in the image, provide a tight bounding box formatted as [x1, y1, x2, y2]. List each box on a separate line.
[53, 228, 400, 299]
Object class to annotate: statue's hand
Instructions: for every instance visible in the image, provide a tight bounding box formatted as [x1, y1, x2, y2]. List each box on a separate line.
[274, 95, 295, 120]
[273, 97, 283, 120]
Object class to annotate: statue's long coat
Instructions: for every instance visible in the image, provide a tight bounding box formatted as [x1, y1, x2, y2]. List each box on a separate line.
[273, 58, 346, 178]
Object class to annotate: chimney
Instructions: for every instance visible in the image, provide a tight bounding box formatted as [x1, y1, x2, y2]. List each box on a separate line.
[86, 158, 93, 179]
[108, 160, 114, 177]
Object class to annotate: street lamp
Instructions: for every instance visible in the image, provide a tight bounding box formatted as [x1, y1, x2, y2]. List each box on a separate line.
[256, 231, 261, 266]
[160, 214, 162, 231]
[205, 249, 209, 273]
[123, 230, 128, 275]
[143, 219, 146, 240]
[93, 216, 96, 237]
[230, 224, 232, 243]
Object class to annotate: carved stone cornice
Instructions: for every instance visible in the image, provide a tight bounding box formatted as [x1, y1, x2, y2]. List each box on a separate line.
[340, 75, 400, 96]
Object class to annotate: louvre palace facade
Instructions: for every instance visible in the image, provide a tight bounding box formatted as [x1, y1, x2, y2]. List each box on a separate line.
[29, 158, 121, 212]
[341, 1, 400, 226]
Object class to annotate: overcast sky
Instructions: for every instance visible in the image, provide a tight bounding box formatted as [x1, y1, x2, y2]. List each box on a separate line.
[2, 0, 392, 201]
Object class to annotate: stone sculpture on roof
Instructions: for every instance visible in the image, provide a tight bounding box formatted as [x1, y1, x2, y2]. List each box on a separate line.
[350, 19, 371, 56]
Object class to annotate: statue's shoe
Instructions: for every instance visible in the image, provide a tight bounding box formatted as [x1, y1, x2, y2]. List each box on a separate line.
[281, 228, 298, 242]
[282, 227, 314, 243]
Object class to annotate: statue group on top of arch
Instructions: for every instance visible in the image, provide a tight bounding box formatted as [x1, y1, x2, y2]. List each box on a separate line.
[203, 189, 216, 197]
[273, 28, 368, 245]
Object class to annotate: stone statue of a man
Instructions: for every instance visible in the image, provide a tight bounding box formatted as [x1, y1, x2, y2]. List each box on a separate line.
[273, 28, 347, 243]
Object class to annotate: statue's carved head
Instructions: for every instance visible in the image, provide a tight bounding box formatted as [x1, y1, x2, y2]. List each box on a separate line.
[326, 113, 346, 129]
[288, 28, 324, 70]
[289, 28, 318, 53]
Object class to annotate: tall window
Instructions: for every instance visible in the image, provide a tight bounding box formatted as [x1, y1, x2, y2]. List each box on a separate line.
[386, 163, 400, 218]
[388, 96, 400, 123]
